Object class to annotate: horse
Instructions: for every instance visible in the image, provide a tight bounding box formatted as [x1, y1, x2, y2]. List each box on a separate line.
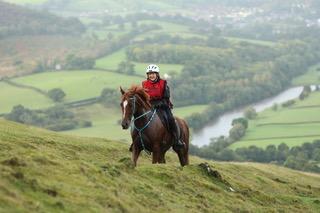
[120, 85, 189, 167]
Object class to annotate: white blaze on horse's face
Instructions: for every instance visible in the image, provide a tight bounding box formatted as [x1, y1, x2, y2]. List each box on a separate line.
[122, 100, 128, 119]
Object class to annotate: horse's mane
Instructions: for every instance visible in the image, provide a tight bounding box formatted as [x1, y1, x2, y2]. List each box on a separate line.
[122, 85, 151, 108]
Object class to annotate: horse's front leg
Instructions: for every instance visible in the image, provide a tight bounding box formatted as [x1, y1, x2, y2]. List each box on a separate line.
[152, 144, 160, 164]
[132, 142, 142, 167]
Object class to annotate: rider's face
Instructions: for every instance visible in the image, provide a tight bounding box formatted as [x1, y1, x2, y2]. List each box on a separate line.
[147, 72, 157, 81]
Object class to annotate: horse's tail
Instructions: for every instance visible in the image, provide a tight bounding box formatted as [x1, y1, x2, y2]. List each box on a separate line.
[176, 117, 190, 165]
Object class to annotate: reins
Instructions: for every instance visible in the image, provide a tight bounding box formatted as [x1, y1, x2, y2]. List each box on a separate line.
[129, 96, 157, 155]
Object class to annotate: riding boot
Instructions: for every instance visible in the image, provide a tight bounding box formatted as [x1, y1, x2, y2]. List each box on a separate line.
[165, 107, 184, 149]
[172, 130, 184, 150]
[170, 120, 184, 149]
[129, 143, 133, 152]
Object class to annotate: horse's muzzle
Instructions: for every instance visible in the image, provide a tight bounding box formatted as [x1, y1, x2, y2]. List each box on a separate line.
[121, 120, 130, 129]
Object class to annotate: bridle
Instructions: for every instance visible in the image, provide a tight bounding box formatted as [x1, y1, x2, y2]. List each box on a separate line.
[126, 95, 157, 154]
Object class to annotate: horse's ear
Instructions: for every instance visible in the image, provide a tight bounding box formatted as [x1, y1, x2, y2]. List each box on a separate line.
[120, 86, 125, 95]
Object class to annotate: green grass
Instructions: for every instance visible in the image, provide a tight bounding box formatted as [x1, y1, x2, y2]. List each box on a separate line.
[63, 104, 130, 142]
[173, 105, 208, 118]
[230, 91, 320, 149]
[95, 48, 184, 76]
[12, 70, 141, 102]
[1, 119, 320, 212]
[292, 63, 320, 86]
[231, 137, 320, 149]
[0, 81, 52, 114]
[224, 36, 277, 47]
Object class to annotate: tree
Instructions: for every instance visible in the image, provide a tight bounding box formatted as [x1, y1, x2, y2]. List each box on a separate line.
[117, 61, 135, 75]
[243, 106, 257, 120]
[232, 117, 248, 129]
[229, 123, 246, 141]
[277, 143, 289, 162]
[271, 103, 278, 111]
[48, 88, 66, 102]
[265, 145, 277, 162]
[65, 54, 95, 70]
[100, 88, 118, 107]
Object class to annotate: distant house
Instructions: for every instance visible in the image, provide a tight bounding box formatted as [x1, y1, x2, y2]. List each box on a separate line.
[55, 64, 62, 70]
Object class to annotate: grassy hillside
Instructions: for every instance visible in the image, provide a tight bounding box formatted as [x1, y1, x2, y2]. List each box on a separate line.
[230, 91, 320, 149]
[1, 119, 320, 212]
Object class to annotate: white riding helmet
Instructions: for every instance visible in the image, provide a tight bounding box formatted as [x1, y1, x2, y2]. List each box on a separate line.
[146, 64, 160, 74]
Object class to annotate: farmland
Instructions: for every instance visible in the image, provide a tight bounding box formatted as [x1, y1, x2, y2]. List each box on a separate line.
[95, 48, 184, 76]
[12, 70, 141, 102]
[230, 91, 320, 149]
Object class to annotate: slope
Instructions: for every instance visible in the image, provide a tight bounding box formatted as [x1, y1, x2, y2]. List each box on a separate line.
[1, 119, 320, 212]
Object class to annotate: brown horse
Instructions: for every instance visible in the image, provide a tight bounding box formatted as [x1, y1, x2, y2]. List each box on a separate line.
[120, 85, 189, 167]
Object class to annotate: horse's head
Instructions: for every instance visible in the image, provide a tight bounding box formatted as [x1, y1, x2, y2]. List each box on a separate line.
[120, 86, 151, 129]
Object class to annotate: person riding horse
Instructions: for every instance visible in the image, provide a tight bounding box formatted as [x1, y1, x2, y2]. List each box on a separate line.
[142, 64, 184, 149]
[128, 64, 184, 151]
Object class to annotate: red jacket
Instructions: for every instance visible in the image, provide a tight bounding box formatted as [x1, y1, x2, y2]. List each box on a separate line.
[142, 79, 167, 100]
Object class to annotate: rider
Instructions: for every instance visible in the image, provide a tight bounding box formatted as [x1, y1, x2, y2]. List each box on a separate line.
[142, 64, 184, 149]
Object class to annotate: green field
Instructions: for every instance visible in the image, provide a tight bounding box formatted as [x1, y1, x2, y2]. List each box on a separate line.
[138, 20, 190, 32]
[292, 63, 320, 86]
[64, 104, 208, 141]
[1, 119, 320, 212]
[64, 104, 130, 142]
[12, 70, 141, 102]
[95, 48, 184, 76]
[230, 91, 320, 149]
[0, 81, 52, 114]
[173, 104, 208, 118]
[224, 36, 277, 47]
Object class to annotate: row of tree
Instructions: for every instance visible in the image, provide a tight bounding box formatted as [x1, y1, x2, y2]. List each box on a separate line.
[190, 139, 320, 173]
[4, 105, 91, 131]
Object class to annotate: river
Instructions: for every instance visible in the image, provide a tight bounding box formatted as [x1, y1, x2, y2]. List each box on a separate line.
[191, 86, 306, 146]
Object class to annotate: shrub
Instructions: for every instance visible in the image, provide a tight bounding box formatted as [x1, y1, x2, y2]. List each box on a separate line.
[243, 106, 257, 120]
[48, 88, 66, 102]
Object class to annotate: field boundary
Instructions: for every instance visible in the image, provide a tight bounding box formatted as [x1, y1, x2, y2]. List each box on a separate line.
[243, 134, 320, 141]
[2, 78, 48, 96]
[257, 121, 320, 126]
[292, 105, 320, 109]
[94, 68, 144, 77]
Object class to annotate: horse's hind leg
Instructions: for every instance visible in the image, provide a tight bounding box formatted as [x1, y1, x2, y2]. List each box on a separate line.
[159, 152, 166, 164]
[173, 148, 189, 166]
